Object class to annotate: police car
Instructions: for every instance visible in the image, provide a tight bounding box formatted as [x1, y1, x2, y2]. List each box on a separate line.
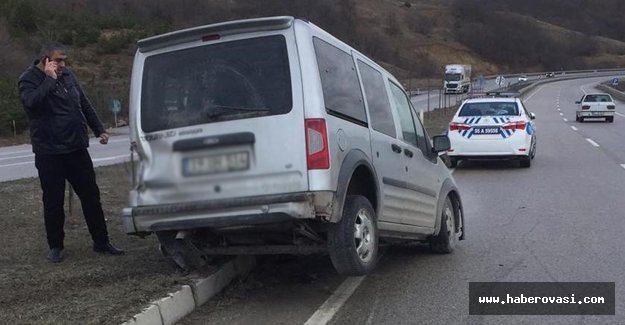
[446, 92, 537, 168]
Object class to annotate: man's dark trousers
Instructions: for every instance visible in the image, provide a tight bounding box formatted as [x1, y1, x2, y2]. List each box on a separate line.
[34, 148, 109, 249]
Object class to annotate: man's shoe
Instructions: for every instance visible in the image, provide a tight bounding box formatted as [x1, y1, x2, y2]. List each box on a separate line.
[47, 248, 64, 263]
[93, 242, 125, 255]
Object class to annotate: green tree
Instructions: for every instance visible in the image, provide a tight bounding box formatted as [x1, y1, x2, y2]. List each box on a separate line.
[0, 78, 26, 136]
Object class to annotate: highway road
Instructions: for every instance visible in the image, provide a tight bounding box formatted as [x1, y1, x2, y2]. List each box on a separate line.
[179, 76, 625, 324]
[0, 132, 130, 182]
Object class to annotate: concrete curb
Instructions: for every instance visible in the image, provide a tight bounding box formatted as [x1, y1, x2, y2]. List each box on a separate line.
[597, 83, 625, 102]
[122, 256, 256, 325]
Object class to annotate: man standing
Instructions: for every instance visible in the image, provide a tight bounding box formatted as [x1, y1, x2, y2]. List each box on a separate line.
[18, 42, 123, 263]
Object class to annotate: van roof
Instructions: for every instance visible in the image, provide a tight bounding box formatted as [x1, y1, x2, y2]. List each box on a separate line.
[137, 16, 295, 53]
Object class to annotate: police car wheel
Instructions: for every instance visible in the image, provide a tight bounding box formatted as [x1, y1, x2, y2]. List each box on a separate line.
[448, 157, 458, 168]
[607, 116, 614, 123]
[575, 115, 580, 122]
[520, 156, 531, 168]
[579, 116, 584, 123]
[328, 195, 378, 275]
[430, 197, 456, 254]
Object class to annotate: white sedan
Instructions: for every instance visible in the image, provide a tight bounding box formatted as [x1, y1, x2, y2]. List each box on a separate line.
[447, 95, 537, 168]
[575, 93, 616, 123]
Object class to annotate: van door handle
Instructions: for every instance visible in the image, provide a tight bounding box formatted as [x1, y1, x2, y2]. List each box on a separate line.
[391, 144, 402, 154]
[404, 148, 414, 158]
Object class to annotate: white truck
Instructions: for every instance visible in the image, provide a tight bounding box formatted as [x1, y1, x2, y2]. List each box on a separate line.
[444, 64, 471, 94]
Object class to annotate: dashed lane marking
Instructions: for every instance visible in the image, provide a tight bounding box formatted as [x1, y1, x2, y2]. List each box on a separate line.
[586, 138, 600, 147]
[571, 126, 578, 131]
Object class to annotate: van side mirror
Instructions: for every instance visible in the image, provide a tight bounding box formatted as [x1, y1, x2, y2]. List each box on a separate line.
[575, 101, 581, 104]
[432, 135, 450, 153]
[529, 112, 536, 120]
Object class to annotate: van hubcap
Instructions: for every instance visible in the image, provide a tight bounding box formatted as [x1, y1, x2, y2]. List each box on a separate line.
[354, 209, 374, 263]
[444, 206, 455, 241]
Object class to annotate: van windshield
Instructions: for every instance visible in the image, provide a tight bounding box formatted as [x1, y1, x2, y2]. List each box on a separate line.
[141, 35, 292, 132]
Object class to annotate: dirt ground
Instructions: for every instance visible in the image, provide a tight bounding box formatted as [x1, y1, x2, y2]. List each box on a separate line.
[0, 162, 196, 325]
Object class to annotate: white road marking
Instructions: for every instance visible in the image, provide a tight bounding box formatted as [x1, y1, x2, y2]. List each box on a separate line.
[0, 153, 34, 161]
[559, 113, 564, 116]
[0, 149, 33, 157]
[616, 112, 625, 117]
[621, 164, 625, 170]
[571, 126, 578, 131]
[563, 118, 568, 122]
[92, 154, 129, 162]
[586, 138, 600, 147]
[557, 108, 561, 111]
[0, 161, 34, 168]
[524, 84, 548, 101]
[304, 276, 366, 325]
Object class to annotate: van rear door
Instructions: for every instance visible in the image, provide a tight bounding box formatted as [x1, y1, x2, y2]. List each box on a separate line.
[134, 32, 308, 206]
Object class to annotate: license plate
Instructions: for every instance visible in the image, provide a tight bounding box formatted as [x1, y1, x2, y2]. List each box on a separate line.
[472, 127, 500, 135]
[183, 152, 249, 176]
[592, 111, 604, 116]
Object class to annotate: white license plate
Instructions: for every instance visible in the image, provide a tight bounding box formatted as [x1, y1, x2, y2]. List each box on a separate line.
[183, 152, 249, 176]
[472, 127, 500, 135]
[591, 111, 604, 116]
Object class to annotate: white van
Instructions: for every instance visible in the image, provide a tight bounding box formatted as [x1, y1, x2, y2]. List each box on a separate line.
[123, 16, 464, 275]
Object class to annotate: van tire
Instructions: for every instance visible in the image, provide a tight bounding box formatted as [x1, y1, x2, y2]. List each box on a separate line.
[607, 116, 614, 123]
[430, 197, 457, 254]
[328, 195, 378, 276]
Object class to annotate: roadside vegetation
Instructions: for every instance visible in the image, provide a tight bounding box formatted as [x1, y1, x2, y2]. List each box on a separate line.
[1, 0, 624, 140]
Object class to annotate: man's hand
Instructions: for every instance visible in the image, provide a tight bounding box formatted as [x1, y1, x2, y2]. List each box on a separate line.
[99, 132, 110, 145]
[43, 58, 58, 79]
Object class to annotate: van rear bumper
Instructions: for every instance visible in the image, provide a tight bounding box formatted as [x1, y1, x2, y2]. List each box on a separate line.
[123, 192, 333, 234]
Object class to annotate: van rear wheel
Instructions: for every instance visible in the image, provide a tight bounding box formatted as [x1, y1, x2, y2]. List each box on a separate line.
[328, 195, 378, 276]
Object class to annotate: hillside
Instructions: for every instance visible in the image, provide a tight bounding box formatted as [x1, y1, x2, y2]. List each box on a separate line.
[1, 0, 625, 137]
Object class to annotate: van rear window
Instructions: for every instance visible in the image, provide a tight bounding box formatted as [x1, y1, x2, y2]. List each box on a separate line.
[141, 35, 292, 132]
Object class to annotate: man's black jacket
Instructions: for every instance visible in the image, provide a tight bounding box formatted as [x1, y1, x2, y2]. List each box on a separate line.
[18, 62, 105, 155]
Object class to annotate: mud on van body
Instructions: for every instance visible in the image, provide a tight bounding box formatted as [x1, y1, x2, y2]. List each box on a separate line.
[123, 16, 464, 275]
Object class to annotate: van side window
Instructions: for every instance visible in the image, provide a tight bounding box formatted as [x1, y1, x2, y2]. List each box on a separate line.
[357, 60, 396, 138]
[313, 37, 366, 124]
[389, 82, 426, 150]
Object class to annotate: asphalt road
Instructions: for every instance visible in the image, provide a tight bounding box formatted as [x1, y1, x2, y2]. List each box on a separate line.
[0, 131, 130, 182]
[181, 77, 625, 324]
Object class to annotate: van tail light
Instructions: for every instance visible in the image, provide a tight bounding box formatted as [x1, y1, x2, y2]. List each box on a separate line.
[305, 118, 330, 170]
[502, 121, 526, 130]
[582, 105, 590, 110]
[608, 105, 615, 110]
[449, 122, 471, 131]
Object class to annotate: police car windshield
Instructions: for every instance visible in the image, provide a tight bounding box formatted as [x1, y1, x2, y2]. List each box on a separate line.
[458, 102, 519, 116]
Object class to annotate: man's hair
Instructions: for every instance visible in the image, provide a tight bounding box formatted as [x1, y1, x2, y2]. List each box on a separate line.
[39, 41, 67, 58]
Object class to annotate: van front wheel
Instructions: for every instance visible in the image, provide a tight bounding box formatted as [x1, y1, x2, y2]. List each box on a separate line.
[430, 197, 457, 254]
[328, 195, 378, 276]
